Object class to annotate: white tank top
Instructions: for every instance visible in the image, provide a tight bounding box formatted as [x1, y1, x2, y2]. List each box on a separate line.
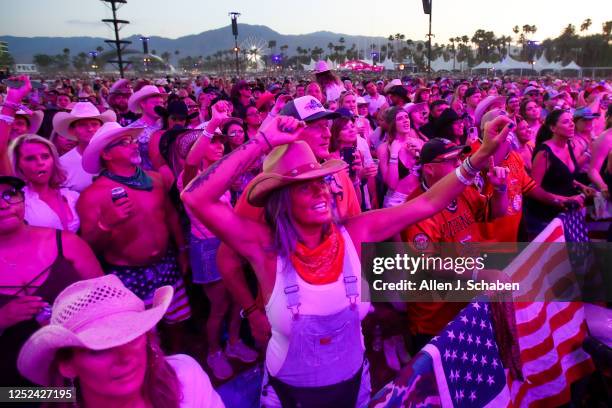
[264, 226, 371, 375]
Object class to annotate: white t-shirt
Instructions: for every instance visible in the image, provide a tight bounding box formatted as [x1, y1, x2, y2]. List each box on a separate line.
[23, 186, 80, 233]
[166, 354, 225, 408]
[364, 94, 387, 116]
[59, 148, 94, 193]
[325, 83, 346, 103]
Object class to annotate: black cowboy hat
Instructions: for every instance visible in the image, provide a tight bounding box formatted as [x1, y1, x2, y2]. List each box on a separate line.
[154, 100, 198, 120]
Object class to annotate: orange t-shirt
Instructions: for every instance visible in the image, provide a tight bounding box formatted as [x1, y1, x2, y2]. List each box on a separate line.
[234, 168, 361, 221]
[401, 185, 490, 335]
[480, 151, 536, 242]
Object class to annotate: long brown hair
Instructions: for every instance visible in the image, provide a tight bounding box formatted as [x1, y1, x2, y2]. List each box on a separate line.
[384, 106, 406, 144]
[45, 332, 181, 408]
[329, 116, 352, 153]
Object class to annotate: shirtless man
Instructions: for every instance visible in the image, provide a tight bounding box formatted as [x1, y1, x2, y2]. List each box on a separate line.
[76, 122, 190, 326]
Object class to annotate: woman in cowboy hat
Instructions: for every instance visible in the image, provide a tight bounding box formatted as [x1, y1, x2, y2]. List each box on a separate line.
[17, 275, 224, 408]
[314, 60, 345, 104]
[0, 175, 102, 388]
[181, 113, 512, 407]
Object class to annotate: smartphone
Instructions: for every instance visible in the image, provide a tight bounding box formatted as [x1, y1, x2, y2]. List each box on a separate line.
[111, 187, 128, 202]
[2, 79, 24, 88]
[340, 146, 356, 178]
[467, 126, 479, 143]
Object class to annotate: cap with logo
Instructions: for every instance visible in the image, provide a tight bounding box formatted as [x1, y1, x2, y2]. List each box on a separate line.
[279, 96, 340, 123]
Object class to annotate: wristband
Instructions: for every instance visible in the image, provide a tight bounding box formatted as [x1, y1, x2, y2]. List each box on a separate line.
[201, 127, 214, 139]
[258, 131, 273, 150]
[240, 303, 260, 319]
[389, 156, 398, 164]
[455, 167, 473, 185]
[0, 114, 15, 125]
[462, 157, 480, 176]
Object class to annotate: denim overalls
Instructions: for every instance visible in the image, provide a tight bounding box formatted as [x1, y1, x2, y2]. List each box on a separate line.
[261, 229, 371, 408]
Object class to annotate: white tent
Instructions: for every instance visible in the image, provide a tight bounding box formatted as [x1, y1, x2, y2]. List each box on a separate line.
[430, 56, 455, 72]
[326, 58, 337, 69]
[534, 54, 554, 72]
[303, 59, 317, 71]
[472, 61, 495, 71]
[495, 56, 533, 72]
[561, 61, 582, 71]
[381, 58, 395, 70]
[548, 60, 565, 71]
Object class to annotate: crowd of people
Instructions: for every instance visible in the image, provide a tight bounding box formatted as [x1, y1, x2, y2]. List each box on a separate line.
[0, 60, 611, 407]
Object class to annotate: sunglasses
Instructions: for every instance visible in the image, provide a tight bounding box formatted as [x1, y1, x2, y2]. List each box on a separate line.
[107, 137, 139, 149]
[1, 188, 24, 205]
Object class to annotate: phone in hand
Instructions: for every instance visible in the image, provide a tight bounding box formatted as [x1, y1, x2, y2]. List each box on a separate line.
[340, 146, 356, 178]
[2, 79, 25, 88]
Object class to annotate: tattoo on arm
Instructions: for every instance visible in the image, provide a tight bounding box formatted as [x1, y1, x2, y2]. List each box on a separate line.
[185, 138, 261, 193]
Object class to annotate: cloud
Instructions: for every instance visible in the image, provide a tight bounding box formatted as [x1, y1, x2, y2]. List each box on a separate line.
[65, 19, 101, 27]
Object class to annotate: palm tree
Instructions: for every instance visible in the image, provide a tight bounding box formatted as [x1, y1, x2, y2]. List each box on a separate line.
[327, 42, 334, 58]
[580, 18, 592, 32]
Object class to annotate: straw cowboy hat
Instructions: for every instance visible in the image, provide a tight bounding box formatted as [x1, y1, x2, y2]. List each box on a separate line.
[383, 79, 403, 94]
[474, 95, 506, 127]
[17, 274, 173, 386]
[81, 122, 145, 174]
[245, 141, 347, 207]
[128, 85, 168, 114]
[52, 102, 116, 141]
[15, 109, 44, 134]
[314, 60, 331, 74]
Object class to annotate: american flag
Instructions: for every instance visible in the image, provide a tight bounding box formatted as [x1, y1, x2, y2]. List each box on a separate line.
[370, 210, 595, 408]
[505, 210, 594, 407]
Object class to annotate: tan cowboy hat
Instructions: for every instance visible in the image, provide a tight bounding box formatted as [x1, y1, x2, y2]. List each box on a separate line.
[314, 60, 331, 74]
[245, 141, 347, 207]
[17, 274, 173, 386]
[109, 78, 132, 95]
[383, 79, 403, 94]
[128, 85, 167, 114]
[52, 102, 116, 141]
[474, 96, 506, 127]
[81, 122, 145, 174]
[15, 109, 44, 134]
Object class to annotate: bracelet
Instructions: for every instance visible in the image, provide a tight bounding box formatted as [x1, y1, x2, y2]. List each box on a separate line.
[201, 127, 214, 139]
[240, 303, 260, 319]
[97, 220, 112, 232]
[0, 114, 15, 125]
[389, 156, 398, 164]
[493, 184, 508, 193]
[455, 167, 473, 186]
[258, 130, 273, 150]
[462, 157, 480, 176]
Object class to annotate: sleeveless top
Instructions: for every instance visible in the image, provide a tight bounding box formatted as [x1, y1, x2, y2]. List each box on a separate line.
[526, 143, 580, 222]
[0, 230, 82, 387]
[265, 226, 370, 377]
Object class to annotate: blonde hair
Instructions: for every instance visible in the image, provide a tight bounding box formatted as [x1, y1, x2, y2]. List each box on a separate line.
[9, 134, 67, 189]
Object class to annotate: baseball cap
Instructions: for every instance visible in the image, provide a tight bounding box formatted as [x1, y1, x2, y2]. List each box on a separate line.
[0, 175, 26, 190]
[420, 138, 472, 165]
[573, 107, 600, 120]
[523, 86, 540, 96]
[356, 96, 368, 106]
[280, 95, 340, 123]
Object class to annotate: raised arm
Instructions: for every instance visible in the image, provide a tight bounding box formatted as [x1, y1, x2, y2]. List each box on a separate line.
[181, 115, 301, 258]
[0, 76, 32, 175]
[347, 116, 513, 243]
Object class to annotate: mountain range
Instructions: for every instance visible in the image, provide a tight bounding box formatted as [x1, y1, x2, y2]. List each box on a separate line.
[1, 24, 400, 64]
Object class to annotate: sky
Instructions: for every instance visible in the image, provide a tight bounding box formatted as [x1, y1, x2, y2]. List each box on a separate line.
[1, 0, 610, 44]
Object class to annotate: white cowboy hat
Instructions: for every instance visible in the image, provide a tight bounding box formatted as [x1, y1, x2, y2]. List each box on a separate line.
[314, 60, 331, 74]
[81, 122, 145, 174]
[52, 102, 116, 141]
[383, 79, 403, 94]
[474, 96, 506, 127]
[17, 274, 173, 386]
[128, 85, 168, 114]
[15, 109, 44, 134]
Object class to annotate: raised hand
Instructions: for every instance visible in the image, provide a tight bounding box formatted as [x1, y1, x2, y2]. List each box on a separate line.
[481, 116, 513, 157]
[486, 157, 510, 188]
[5, 75, 32, 104]
[258, 115, 303, 147]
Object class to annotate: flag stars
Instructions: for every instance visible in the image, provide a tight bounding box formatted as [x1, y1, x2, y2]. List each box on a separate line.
[461, 351, 468, 362]
[476, 373, 483, 384]
[475, 336, 482, 347]
[469, 390, 477, 402]
[472, 302, 481, 310]
[465, 371, 473, 382]
[432, 336, 439, 342]
[480, 319, 487, 330]
[444, 349, 451, 361]
[492, 358, 499, 369]
[485, 338, 493, 350]
[447, 329, 456, 341]
[467, 334, 473, 344]
[480, 355, 488, 366]
[458, 331, 465, 342]
[484, 303, 488, 312]
[460, 315, 468, 324]
[487, 375, 495, 386]
[451, 350, 458, 361]
[471, 316, 477, 326]
[471, 353, 478, 364]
